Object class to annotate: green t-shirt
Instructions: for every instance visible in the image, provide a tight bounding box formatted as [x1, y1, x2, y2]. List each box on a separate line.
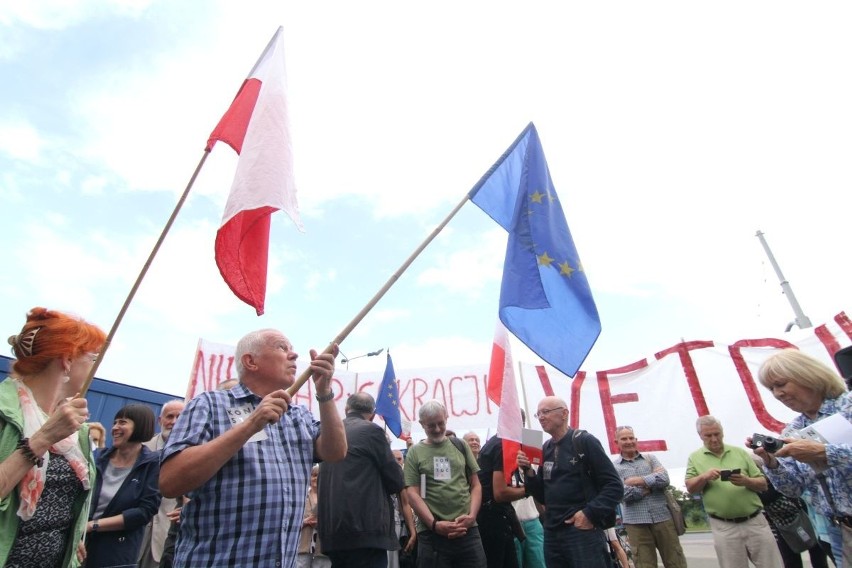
[685, 443, 764, 518]
[403, 438, 480, 533]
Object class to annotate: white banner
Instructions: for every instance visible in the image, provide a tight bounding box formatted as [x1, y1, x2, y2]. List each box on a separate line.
[186, 312, 851, 471]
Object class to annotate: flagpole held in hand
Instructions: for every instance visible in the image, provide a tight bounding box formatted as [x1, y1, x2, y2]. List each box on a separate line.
[287, 122, 601, 395]
[79, 151, 212, 396]
[285, 190, 472, 396]
[80, 26, 300, 395]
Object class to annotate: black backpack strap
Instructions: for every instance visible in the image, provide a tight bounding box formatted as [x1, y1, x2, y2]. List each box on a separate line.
[449, 436, 472, 483]
[570, 429, 596, 503]
[571, 428, 588, 461]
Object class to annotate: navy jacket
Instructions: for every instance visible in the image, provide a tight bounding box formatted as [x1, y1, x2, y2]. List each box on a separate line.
[317, 413, 405, 552]
[86, 445, 161, 568]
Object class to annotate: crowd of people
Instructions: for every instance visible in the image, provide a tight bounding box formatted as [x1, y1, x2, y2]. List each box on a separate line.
[0, 306, 849, 567]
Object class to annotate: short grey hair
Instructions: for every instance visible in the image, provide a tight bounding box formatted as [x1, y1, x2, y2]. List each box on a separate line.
[696, 415, 722, 433]
[615, 425, 634, 438]
[346, 392, 376, 415]
[418, 400, 447, 421]
[234, 329, 277, 378]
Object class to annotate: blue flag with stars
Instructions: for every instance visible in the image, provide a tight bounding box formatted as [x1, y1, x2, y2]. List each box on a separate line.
[376, 353, 402, 437]
[470, 123, 601, 377]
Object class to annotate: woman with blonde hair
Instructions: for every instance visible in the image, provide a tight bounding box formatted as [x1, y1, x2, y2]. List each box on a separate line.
[0, 307, 106, 567]
[88, 422, 107, 450]
[755, 348, 850, 565]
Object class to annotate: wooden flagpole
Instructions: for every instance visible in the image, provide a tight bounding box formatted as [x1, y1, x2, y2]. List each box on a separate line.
[517, 359, 531, 428]
[286, 191, 472, 396]
[285, 124, 534, 397]
[80, 151, 211, 395]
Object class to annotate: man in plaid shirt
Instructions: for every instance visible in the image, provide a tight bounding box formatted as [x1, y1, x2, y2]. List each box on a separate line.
[612, 426, 686, 568]
[159, 329, 347, 567]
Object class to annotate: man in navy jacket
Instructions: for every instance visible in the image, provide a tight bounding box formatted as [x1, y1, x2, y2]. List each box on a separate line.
[318, 392, 404, 567]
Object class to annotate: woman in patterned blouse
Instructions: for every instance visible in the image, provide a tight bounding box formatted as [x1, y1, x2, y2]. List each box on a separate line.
[0, 306, 105, 568]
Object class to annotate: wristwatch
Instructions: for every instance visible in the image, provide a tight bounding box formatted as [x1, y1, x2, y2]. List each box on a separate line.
[315, 390, 335, 403]
[92, 520, 99, 532]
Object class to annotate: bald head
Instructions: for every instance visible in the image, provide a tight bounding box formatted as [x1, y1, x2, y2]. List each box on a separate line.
[535, 396, 569, 436]
[158, 400, 185, 440]
[540, 396, 566, 408]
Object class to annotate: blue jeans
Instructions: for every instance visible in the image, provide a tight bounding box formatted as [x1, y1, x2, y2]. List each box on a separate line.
[416, 526, 486, 568]
[543, 525, 610, 568]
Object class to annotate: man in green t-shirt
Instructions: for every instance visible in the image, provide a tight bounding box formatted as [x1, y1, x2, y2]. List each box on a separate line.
[685, 415, 781, 568]
[404, 400, 486, 566]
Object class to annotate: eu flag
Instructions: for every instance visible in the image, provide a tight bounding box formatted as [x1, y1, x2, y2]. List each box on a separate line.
[376, 353, 402, 437]
[470, 123, 601, 377]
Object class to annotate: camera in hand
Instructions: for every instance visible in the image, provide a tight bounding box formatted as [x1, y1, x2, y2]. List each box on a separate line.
[749, 433, 785, 453]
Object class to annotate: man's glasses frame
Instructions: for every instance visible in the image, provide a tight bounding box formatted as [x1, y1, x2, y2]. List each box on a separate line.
[534, 406, 566, 419]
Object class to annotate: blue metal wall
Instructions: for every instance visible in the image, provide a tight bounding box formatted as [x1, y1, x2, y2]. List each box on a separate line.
[1, 355, 180, 446]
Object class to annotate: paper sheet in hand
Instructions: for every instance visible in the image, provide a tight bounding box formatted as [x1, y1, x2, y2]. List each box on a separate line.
[522, 428, 544, 466]
[796, 413, 852, 445]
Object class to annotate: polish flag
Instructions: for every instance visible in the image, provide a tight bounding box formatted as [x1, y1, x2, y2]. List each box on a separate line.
[487, 321, 524, 483]
[207, 27, 302, 315]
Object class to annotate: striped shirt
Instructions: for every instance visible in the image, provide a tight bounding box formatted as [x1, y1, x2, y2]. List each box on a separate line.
[613, 453, 672, 524]
[764, 392, 852, 517]
[162, 384, 319, 568]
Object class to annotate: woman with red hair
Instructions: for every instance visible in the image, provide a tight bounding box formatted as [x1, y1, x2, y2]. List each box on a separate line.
[0, 307, 106, 568]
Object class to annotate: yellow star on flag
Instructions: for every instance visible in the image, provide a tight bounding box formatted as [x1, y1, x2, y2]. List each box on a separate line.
[538, 252, 554, 266]
[530, 190, 545, 203]
[559, 261, 575, 277]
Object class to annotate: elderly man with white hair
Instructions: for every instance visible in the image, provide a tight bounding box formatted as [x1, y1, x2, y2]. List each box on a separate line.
[160, 328, 346, 568]
[685, 415, 781, 568]
[138, 399, 185, 568]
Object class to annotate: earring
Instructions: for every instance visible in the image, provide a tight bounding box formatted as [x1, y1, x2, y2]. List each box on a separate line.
[62, 369, 71, 383]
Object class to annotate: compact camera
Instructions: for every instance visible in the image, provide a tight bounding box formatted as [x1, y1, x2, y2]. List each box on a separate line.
[749, 433, 785, 453]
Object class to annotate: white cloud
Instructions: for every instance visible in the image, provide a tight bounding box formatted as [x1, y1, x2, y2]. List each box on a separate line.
[0, 118, 42, 161]
[0, 171, 24, 202]
[81, 175, 108, 195]
[0, 0, 151, 30]
[416, 228, 505, 297]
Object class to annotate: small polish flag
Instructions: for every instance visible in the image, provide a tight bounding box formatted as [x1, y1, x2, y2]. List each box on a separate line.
[487, 320, 524, 483]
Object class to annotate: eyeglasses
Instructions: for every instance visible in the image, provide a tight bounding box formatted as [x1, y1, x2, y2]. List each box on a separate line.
[534, 407, 565, 419]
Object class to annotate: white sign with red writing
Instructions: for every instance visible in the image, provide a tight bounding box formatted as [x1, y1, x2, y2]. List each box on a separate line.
[186, 312, 851, 470]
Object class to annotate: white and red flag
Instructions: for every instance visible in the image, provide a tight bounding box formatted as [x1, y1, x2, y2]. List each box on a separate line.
[207, 27, 302, 315]
[487, 320, 524, 484]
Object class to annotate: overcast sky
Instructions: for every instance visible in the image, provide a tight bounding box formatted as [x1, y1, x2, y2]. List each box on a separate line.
[2, 1, 850, 398]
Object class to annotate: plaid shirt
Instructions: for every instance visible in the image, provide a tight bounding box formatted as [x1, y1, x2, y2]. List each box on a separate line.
[613, 452, 672, 524]
[162, 384, 319, 567]
[764, 392, 852, 517]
